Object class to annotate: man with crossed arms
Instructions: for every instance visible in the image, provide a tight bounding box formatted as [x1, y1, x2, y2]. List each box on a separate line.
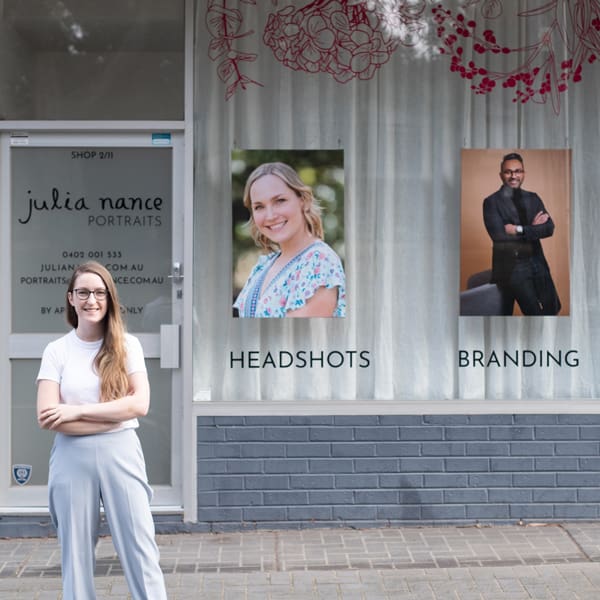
[483, 152, 561, 315]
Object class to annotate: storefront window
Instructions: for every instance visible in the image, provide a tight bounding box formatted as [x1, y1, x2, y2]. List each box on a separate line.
[0, 0, 184, 120]
[193, 0, 592, 404]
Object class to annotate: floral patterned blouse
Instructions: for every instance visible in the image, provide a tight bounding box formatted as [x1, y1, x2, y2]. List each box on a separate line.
[234, 241, 346, 317]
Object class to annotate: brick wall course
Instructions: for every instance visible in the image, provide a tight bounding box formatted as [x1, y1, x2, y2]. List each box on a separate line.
[490, 426, 534, 440]
[578, 489, 600, 501]
[556, 442, 599, 455]
[512, 472, 555, 486]
[196, 415, 600, 530]
[509, 442, 554, 455]
[376, 442, 419, 456]
[469, 473, 512, 487]
[335, 474, 378, 488]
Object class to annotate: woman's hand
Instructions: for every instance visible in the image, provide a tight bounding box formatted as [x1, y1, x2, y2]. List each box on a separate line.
[36, 372, 149, 434]
[38, 404, 83, 429]
[37, 380, 117, 435]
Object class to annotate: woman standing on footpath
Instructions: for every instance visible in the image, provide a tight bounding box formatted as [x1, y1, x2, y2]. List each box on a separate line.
[36, 261, 167, 600]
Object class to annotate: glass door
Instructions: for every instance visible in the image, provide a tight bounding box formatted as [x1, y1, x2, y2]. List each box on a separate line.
[0, 131, 184, 509]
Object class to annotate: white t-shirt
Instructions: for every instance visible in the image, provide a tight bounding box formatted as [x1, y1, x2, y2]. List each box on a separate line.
[37, 329, 147, 432]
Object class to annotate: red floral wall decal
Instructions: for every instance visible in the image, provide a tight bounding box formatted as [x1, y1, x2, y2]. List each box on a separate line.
[262, 0, 426, 83]
[206, 0, 263, 100]
[205, 0, 600, 113]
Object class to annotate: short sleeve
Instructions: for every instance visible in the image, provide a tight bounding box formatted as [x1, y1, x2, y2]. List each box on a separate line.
[36, 340, 63, 383]
[125, 334, 147, 374]
[284, 245, 346, 314]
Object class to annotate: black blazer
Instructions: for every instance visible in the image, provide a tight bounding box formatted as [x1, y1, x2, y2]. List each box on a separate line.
[483, 186, 555, 286]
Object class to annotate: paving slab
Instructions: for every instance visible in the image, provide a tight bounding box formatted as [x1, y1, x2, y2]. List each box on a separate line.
[1, 523, 600, 598]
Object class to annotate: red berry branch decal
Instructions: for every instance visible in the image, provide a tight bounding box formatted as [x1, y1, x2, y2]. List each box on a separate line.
[434, 0, 600, 113]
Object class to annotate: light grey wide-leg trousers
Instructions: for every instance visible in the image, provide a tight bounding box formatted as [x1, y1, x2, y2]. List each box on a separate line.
[49, 429, 167, 600]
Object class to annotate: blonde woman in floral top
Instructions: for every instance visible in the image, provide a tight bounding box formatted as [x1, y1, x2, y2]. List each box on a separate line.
[234, 162, 346, 318]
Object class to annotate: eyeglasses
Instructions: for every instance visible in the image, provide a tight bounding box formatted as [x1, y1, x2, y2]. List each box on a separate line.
[72, 288, 108, 300]
[502, 169, 524, 176]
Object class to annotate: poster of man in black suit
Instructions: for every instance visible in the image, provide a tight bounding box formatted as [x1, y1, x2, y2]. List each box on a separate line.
[483, 152, 561, 315]
[460, 149, 570, 317]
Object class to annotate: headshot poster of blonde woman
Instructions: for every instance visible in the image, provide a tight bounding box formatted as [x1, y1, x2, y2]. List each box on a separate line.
[232, 150, 346, 318]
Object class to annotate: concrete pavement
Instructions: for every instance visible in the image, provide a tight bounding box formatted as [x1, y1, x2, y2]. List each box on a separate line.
[2, 522, 600, 598]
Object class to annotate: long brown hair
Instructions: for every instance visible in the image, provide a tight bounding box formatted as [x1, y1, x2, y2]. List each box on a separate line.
[242, 162, 324, 252]
[66, 261, 129, 402]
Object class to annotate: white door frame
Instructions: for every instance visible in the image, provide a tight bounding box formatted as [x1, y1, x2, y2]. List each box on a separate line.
[0, 126, 193, 517]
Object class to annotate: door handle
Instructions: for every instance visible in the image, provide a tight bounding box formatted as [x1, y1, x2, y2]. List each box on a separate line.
[160, 324, 180, 369]
[168, 262, 183, 284]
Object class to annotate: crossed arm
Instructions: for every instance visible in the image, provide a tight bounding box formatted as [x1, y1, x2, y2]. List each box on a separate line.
[37, 372, 150, 435]
[483, 195, 555, 243]
[504, 211, 548, 235]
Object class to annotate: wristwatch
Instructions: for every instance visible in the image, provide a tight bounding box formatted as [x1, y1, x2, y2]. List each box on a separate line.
[516, 225, 523, 234]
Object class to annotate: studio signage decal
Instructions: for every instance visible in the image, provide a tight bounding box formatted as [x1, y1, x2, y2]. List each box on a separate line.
[11, 146, 173, 333]
[229, 349, 372, 369]
[17, 187, 164, 227]
[12, 464, 32, 486]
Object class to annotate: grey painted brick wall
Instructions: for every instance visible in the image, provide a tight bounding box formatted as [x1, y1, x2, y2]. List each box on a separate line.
[196, 414, 600, 532]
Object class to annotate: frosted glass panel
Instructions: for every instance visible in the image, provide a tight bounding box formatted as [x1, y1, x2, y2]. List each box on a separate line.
[0, 0, 184, 120]
[11, 358, 171, 487]
[11, 146, 173, 333]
